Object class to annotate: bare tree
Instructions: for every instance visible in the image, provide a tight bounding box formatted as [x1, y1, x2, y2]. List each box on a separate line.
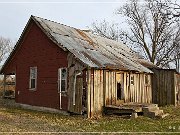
[168, 1, 180, 72]
[92, 20, 119, 41]
[91, 0, 180, 70]
[0, 36, 14, 65]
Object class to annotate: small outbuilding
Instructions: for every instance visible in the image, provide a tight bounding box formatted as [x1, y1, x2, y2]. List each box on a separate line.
[151, 68, 180, 106]
[0, 16, 155, 118]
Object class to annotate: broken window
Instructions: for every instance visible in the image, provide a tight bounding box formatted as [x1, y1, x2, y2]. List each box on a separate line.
[130, 75, 134, 85]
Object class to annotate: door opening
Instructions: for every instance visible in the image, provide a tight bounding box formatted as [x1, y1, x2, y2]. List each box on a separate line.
[117, 82, 121, 100]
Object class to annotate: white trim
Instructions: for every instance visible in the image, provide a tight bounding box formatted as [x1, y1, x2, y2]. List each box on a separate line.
[29, 67, 37, 90]
[58, 68, 62, 109]
[58, 68, 67, 109]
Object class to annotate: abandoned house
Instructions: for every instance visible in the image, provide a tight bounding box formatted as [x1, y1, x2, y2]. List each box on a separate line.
[0, 15, 171, 118]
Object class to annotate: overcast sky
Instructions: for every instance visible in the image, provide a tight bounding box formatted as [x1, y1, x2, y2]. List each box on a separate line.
[0, 0, 126, 40]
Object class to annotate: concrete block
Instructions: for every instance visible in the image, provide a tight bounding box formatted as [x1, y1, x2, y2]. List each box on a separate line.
[131, 112, 138, 119]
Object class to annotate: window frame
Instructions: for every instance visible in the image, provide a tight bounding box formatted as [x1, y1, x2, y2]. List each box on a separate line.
[29, 67, 37, 90]
[58, 68, 67, 93]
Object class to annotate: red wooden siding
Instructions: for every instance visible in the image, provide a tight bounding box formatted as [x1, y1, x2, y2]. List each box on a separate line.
[3, 20, 68, 110]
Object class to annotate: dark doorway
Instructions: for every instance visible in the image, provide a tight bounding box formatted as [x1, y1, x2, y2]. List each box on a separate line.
[117, 82, 121, 100]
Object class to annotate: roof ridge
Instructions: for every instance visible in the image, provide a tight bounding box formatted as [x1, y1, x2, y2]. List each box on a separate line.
[32, 15, 130, 49]
[31, 15, 111, 41]
[31, 15, 85, 32]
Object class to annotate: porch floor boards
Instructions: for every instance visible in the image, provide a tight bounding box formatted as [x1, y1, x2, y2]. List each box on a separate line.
[104, 103, 158, 114]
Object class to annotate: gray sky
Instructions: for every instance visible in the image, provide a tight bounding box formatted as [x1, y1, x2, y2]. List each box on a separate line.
[0, 0, 126, 40]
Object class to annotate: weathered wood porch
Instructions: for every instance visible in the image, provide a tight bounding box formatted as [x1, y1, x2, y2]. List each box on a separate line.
[86, 69, 153, 118]
[104, 103, 168, 119]
[104, 103, 148, 114]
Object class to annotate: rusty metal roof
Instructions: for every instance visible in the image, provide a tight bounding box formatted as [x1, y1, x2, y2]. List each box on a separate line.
[33, 16, 153, 73]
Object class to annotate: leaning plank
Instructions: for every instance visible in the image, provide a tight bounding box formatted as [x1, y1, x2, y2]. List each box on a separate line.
[123, 72, 127, 102]
[90, 69, 94, 117]
[103, 70, 106, 106]
[109, 72, 112, 105]
[100, 70, 104, 115]
[105, 71, 109, 105]
[114, 72, 117, 105]
[87, 70, 91, 118]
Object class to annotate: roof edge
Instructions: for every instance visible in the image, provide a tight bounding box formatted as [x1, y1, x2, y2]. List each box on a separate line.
[0, 16, 34, 74]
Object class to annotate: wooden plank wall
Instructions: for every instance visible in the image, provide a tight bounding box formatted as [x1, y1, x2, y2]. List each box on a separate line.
[68, 78, 83, 114]
[87, 70, 153, 118]
[104, 71, 117, 106]
[67, 53, 85, 114]
[123, 73, 152, 103]
[152, 69, 176, 106]
[87, 69, 104, 118]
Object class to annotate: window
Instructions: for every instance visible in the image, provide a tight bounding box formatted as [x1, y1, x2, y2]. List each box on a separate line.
[29, 67, 37, 89]
[58, 68, 67, 92]
[130, 75, 134, 85]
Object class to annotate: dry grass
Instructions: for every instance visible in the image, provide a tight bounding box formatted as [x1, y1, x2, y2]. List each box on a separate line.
[0, 97, 180, 134]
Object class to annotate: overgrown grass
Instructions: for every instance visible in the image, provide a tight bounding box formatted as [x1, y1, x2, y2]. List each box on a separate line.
[0, 98, 180, 133]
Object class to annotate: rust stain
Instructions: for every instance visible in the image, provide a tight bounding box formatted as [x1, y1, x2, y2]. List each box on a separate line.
[75, 29, 94, 46]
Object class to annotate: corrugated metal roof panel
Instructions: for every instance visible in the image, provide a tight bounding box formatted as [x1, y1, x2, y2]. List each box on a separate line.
[33, 16, 153, 73]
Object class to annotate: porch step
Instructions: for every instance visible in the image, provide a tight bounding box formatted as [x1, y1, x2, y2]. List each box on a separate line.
[145, 104, 158, 108]
[143, 110, 163, 118]
[142, 106, 160, 112]
[142, 104, 168, 119]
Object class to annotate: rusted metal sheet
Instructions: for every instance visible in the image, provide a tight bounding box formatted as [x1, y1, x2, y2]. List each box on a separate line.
[33, 16, 153, 73]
